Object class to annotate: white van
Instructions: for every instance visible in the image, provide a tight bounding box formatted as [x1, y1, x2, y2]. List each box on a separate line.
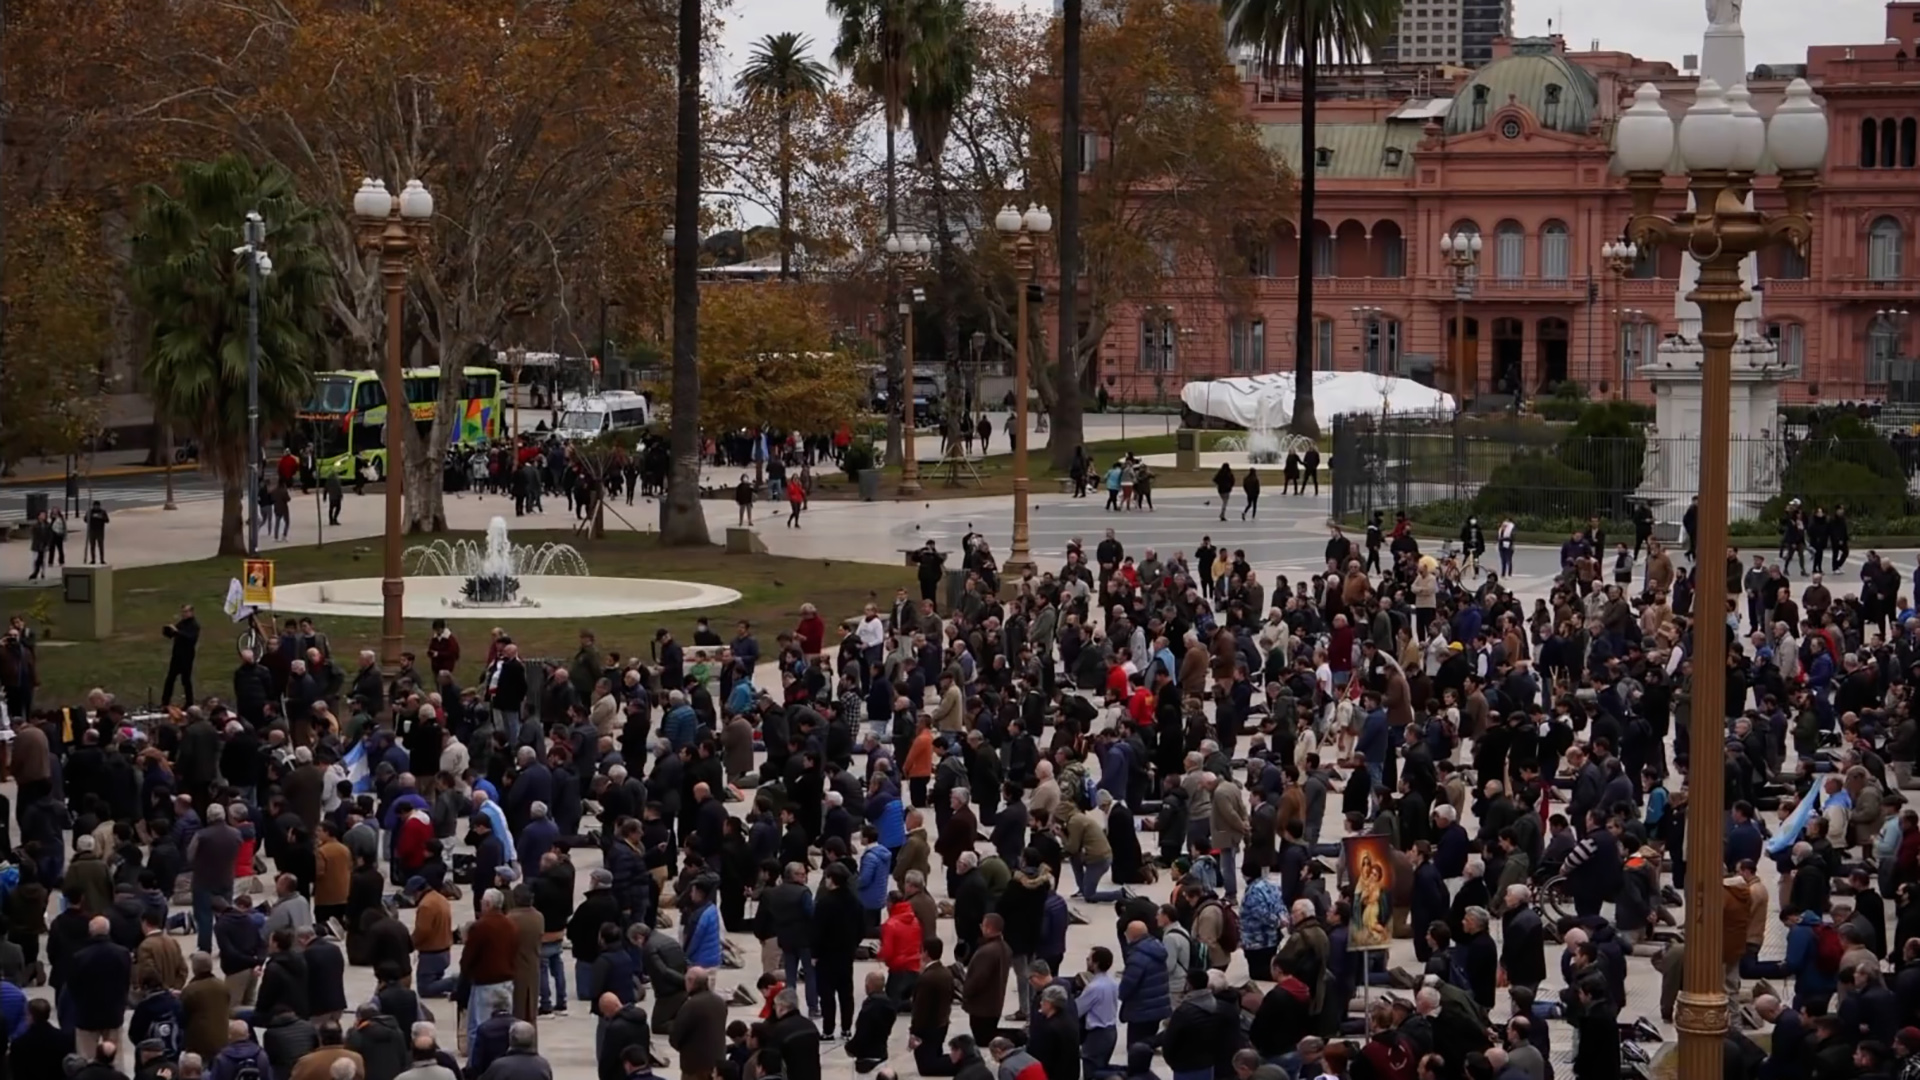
[556, 390, 652, 439]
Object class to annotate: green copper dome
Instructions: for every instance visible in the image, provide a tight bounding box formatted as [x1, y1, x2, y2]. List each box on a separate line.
[1442, 38, 1600, 137]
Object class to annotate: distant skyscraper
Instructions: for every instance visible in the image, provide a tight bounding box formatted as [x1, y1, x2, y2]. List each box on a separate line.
[1378, 0, 1515, 67]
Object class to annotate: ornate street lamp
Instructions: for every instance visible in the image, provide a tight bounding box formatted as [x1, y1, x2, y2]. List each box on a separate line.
[352, 177, 434, 669]
[236, 213, 272, 537]
[884, 230, 934, 492]
[1439, 232, 1483, 401]
[1615, 75, 1827, 1080]
[1601, 239, 1641, 397]
[995, 203, 1052, 575]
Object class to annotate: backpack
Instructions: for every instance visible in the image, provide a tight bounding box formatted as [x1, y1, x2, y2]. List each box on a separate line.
[1170, 926, 1208, 976]
[1204, 898, 1242, 954]
[230, 1053, 264, 1080]
[1360, 1032, 1417, 1080]
[1810, 922, 1845, 975]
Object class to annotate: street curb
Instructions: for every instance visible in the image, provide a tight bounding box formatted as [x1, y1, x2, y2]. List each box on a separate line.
[0, 463, 200, 487]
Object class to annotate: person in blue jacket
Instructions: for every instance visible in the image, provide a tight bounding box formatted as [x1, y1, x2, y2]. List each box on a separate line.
[1782, 908, 1839, 1011]
[855, 826, 894, 932]
[869, 779, 906, 852]
[1117, 921, 1171, 1050]
[683, 879, 724, 969]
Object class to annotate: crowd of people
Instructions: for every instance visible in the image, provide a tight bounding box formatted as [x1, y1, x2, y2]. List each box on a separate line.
[8, 492, 1920, 1080]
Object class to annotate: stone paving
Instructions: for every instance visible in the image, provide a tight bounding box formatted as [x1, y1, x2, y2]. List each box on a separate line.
[0, 408, 1836, 1077]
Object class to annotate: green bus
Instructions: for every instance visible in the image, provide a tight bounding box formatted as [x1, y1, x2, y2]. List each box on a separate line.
[298, 366, 505, 479]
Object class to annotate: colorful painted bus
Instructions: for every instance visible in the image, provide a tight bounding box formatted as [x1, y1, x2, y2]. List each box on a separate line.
[297, 366, 505, 479]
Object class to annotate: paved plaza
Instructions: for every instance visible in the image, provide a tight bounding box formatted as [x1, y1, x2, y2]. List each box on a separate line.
[0, 410, 1866, 1080]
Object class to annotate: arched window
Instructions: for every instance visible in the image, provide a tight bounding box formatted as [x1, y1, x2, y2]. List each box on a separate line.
[1903, 118, 1918, 168]
[1539, 221, 1570, 282]
[1884, 117, 1900, 170]
[1863, 118, 1879, 168]
[1870, 216, 1905, 282]
[1779, 244, 1809, 280]
[1360, 317, 1403, 374]
[1315, 317, 1336, 370]
[1138, 314, 1177, 372]
[1494, 221, 1526, 280]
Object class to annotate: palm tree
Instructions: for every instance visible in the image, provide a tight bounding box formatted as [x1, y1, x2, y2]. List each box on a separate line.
[736, 32, 832, 281]
[1052, 0, 1085, 472]
[829, 0, 913, 463]
[663, 0, 711, 544]
[903, 0, 975, 452]
[129, 152, 328, 556]
[1225, 0, 1401, 436]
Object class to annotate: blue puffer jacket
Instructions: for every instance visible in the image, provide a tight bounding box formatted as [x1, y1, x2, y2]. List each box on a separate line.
[685, 902, 723, 968]
[1118, 935, 1172, 1023]
[663, 704, 699, 750]
[1784, 910, 1838, 999]
[870, 788, 906, 849]
[856, 845, 893, 911]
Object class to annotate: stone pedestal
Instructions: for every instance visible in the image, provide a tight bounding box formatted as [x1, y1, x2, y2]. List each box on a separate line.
[1639, 338, 1787, 523]
[61, 565, 113, 640]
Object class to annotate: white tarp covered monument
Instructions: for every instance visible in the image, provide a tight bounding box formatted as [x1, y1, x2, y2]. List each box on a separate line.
[1180, 371, 1458, 431]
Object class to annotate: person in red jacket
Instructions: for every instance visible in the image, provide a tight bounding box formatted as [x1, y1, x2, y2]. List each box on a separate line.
[795, 604, 827, 659]
[880, 896, 923, 1003]
[785, 478, 807, 529]
[396, 807, 435, 880]
[427, 620, 460, 677]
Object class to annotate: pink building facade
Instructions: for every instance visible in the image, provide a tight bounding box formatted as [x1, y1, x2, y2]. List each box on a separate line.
[1095, 2, 1920, 405]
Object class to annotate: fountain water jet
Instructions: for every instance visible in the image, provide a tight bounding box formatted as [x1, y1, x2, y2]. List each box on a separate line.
[405, 516, 590, 607]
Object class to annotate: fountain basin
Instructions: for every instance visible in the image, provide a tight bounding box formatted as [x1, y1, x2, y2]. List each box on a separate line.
[270, 575, 742, 621]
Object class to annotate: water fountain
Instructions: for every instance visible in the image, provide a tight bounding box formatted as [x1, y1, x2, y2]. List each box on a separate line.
[269, 516, 741, 621]
[405, 517, 591, 607]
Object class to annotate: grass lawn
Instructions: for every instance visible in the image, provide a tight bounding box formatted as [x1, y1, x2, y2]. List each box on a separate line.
[1, 531, 912, 708]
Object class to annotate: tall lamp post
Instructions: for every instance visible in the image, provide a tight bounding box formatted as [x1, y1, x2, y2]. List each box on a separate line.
[238, 212, 273, 555]
[884, 230, 933, 493]
[1439, 233, 1482, 402]
[995, 202, 1052, 575]
[1601, 240, 1640, 397]
[1615, 76, 1827, 1080]
[352, 177, 434, 670]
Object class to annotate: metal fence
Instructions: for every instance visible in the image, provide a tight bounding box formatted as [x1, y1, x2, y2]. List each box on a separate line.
[1329, 414, 1917, 529]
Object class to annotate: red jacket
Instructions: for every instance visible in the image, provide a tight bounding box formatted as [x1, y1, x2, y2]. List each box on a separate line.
[397, 814, 434, 873]
[879, 902, 923, 972]
[796, 615, 826, 656]
[427, 633, 460, 676]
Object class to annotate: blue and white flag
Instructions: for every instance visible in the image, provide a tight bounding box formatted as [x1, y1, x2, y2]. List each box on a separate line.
[342, 739, 374, 795]
[1766, 785, 1820, 857]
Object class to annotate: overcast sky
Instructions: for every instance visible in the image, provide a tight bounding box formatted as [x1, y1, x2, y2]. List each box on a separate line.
[713, 0, 1891, 84]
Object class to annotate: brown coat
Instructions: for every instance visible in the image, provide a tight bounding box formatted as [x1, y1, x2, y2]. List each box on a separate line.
[181, 974, 232, 1060]
[1178, 645, 1209, 695]
[314, 840, 353, 907]
[509, 906, 544, 1024]
[412, 889, 454, 953]
[960, 936, 1011, 1018]
[1721, 878, 1750, 965]
[134, 931, 188, 993]
[10, 725, 48, 785]
[289, 1047, 365, 1080]
[669, 987, 730, 1074]
[1275, 786, 1308, 838]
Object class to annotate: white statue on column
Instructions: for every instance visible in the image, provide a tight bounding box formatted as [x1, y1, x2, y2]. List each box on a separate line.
[1707, 0, 1742, 27]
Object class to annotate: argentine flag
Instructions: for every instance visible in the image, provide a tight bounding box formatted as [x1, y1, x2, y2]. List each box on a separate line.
[1766, 784, 1820, 857]
[342, 739, 375, 795]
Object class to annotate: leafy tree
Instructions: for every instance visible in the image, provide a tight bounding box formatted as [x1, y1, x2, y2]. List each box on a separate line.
[1022, 0, 1294, 464]
[698, 284, 866, 432]
[0, 202, 115, 473]
[129, 154, 330, 556]
[736, 33, 834, 281]
[1226, 0, 1404, 436]
[117, 0, 682, 532]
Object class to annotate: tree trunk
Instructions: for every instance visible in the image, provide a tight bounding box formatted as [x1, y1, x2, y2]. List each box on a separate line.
[217, 478, 246, 556]
[662, 0, 712, 546]
[778, 106, 793, 282]
[882, 106, 903, 468]
[1290, 44, 1321, 438]
[1050, 0, 1085, 472]
[933, 162, 964, 456]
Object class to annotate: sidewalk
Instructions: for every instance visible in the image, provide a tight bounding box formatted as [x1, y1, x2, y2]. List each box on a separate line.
[2, 450, 198, 486]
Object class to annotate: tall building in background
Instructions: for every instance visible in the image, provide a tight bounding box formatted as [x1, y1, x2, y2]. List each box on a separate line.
[1379, 0, 1515, 67]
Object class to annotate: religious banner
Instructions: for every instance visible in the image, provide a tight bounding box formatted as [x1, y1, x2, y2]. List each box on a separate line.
[1345, 835, 1395, 951]
[241, 559, 275, 606]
